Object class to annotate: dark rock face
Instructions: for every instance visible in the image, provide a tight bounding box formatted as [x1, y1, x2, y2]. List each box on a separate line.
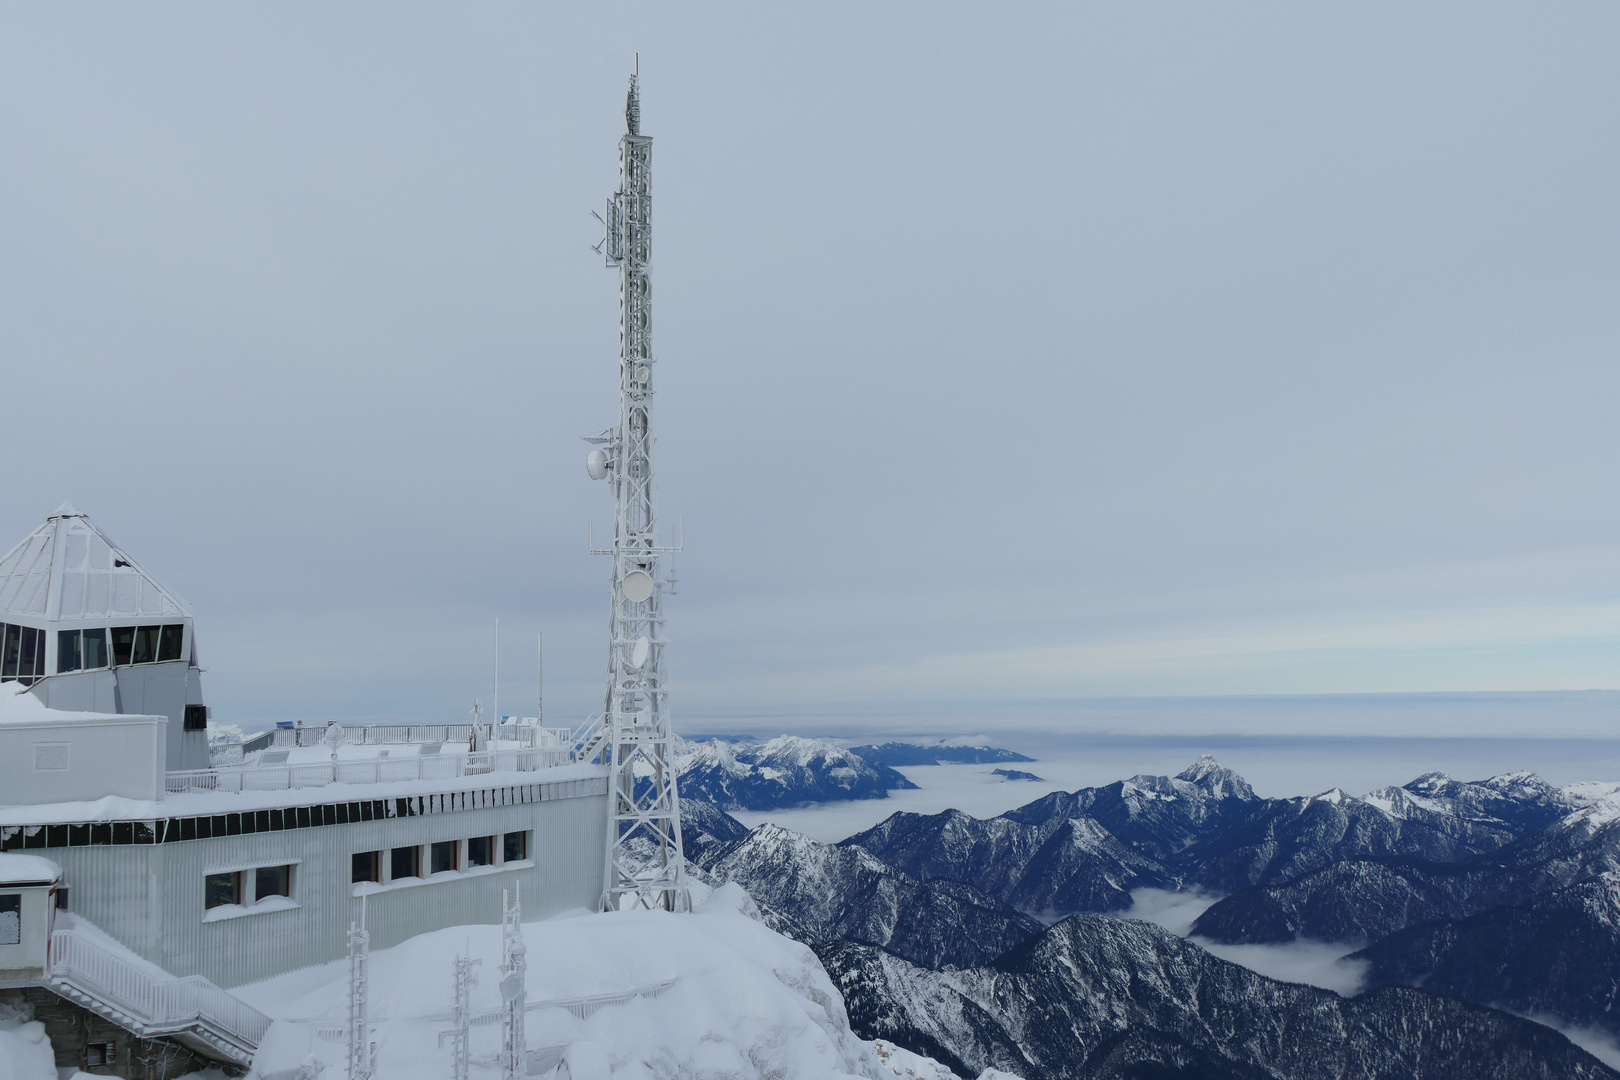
[674, 735, 916, 810]
[697, 822, 1045, 970]
[678, 797, 750, 862]
[820, 915, 1617, 1080]
[849, 743, 1036, 767]
[1353, 872, 1620, 1037]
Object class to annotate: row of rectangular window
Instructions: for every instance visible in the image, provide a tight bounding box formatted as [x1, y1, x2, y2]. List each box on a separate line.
[205, 863, 293, 909]
[352, 831, 527, 884]
[0, 622, 188, 684]
[60, 624, 185, 672]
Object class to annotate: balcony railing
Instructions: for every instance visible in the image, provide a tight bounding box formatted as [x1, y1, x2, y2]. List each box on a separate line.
[167, 744, 575, 795]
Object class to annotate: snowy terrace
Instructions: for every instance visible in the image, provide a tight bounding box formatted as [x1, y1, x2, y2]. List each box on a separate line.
[168, 722, 580, 795]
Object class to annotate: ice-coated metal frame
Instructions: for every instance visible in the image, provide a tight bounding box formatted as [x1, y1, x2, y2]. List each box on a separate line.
[587, 73, 689, 913]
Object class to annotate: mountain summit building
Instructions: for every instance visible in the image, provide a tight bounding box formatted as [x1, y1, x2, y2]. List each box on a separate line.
[0, 507, 608, 1078]
[0, 502, 210, 771]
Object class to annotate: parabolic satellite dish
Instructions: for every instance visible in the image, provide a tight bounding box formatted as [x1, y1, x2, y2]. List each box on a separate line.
[620, 569, 654, 603]
[631, 635, 650, 668]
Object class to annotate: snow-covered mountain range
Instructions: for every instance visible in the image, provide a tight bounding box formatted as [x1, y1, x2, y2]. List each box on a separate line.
[670, 735, 918, 810]
[681, 755, 1620, 1078]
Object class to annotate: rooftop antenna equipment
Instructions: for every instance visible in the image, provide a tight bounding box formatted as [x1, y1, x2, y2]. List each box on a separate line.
[584, 69, 689, 912]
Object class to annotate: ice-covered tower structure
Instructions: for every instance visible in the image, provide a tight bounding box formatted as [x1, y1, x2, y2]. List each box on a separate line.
[0, 503, 210, 770]
[583, 73, 689, 912]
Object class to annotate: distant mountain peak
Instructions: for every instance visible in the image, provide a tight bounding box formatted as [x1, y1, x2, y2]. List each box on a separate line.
[1174, 755, 1257, 801]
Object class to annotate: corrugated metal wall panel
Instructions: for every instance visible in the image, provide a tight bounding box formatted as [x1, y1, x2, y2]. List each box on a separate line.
[51, 792, 607, 988]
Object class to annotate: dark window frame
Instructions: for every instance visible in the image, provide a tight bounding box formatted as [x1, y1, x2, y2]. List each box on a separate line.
[157, 624, 184, 663]
[132, 625, 160, 665]
[351, 851, 380, 884]
[430, 840, 458, 875]
[204, 871, 241, 909]
[1, 623, 20, 681]
[390, 846, 420, 881]
[467, 836, 493, 867]
[111, 626, 135, 667]
[503, 831, 528, 863]
[255, 864, 292, 900]
[57, 630, 81, 673]
[183, 705, 208, 732]
[81, 628, 108, 670]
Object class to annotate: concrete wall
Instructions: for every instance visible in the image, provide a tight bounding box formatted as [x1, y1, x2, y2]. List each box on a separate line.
[0, 714, 165, 804]
[49, 787, 608, 987]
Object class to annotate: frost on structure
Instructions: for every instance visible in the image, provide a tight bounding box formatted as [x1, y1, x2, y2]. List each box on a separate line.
[584, 71, 688, 914]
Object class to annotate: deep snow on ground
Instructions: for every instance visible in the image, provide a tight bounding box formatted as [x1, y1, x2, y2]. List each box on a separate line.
[235, 883, 983, 1080]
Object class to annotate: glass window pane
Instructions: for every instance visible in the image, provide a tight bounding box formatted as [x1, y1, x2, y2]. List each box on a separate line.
[158, 624, 184, 663]
[111, 627, 135, 667]
[430, 841, 457, 874]
[255, 865, 291, 899]
[503, 832, 527, 862]
[57, 631, 81, 674]
[132, 625, 160, 665]
[351, 852, 379, 883]
[205, 872, 240, 909]
[81, 629, 107, 670]
[468, 836, 492, 867]
[1, 625, 19, 680]
[0, 895, 19, 945]
[19, 627, 37, 680]
[390, 847, 418, 880]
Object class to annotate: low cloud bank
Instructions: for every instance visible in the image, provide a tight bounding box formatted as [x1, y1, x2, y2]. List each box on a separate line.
[1124, 888, 1369, 998]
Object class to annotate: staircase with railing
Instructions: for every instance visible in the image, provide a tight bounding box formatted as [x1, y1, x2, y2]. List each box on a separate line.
[571, 713, 608, 764]
[46, 925, 271, 1067]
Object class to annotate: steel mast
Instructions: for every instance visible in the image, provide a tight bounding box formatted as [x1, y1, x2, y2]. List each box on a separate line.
[585, 72, 689, 913]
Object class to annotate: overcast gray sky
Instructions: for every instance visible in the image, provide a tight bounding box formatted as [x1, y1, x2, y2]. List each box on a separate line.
[2, 4, 1617, 732]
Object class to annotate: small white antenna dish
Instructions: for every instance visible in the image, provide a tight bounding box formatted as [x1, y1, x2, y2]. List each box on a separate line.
[620, 569, 654, 603]
[631, 635, 650, 669]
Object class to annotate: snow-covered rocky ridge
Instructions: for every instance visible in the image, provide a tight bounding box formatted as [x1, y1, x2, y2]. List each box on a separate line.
[670, 736, 918, 810]
[236, 883, 1006, 1080]
[844, 755, 1587, 915]
[678, 755, 1620, 1072]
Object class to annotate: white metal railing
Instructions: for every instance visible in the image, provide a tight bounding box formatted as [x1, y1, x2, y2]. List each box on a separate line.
[252, 723, 572, 751]
[166, 744, 575, 795]
[48, 928, 272, 1053]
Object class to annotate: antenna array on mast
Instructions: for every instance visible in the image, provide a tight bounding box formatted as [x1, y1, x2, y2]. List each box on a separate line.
[583, 71, 689, 913]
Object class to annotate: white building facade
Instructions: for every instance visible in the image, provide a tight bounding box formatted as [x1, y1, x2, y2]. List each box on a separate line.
[0, 507, 608, 1074]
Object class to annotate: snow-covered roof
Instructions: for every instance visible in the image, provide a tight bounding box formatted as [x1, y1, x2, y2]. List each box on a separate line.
[0, 503, 190, 621]
[0, 852, 63, 885]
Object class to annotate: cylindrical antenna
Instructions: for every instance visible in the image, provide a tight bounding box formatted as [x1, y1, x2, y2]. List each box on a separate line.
[537, 632, 543, 725]
[493, 617, 500, 738]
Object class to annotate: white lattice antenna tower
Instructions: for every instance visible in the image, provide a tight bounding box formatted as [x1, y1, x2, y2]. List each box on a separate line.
[347, 901, 372, 1080]
[498, 886, 526, 1080]
[442, 951, 479, 1080]
[584, 70, 690, 913]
